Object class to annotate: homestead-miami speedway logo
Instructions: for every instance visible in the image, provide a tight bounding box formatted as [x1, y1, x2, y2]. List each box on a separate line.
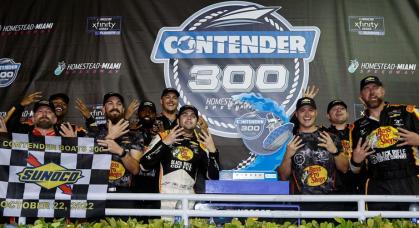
[151, 1, 320, 138]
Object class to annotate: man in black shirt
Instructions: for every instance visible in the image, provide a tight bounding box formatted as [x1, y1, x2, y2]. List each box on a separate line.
[49, 93, 87, 136]
[278, 97, 348, 210]
[7, 99, 77, 137]
[88, 92, 141, 210]
[327, 100, 367, 197]
[131, 101, 161, 210]
[140, 105, 220, 216]
[157, 88, 180, 130]
[350, 76, 419, 210]
[49, 93, 69, 125]
[5, 91, 85, 136]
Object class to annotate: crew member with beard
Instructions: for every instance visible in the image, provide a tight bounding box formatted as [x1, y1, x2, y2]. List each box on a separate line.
[6, 100, 77, 137]
[132, 101, 163, 145]
[140, 105, 220, 220]
[350, 76, 419, 211]
[157, 88, 180, 130]
[3, 99, 81, 223]
[278, 97, 348, 211]
[49, 93, 87, 136]
[131, 101, 161, 214]
[4, 92, 85, 136]
[88, 92, 141, 210]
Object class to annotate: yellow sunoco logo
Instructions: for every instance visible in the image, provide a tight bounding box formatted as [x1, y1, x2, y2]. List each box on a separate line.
[17, 154, 83, 194]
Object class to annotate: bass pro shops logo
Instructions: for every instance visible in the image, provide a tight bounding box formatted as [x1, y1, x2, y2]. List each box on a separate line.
[17, 154, 83, 195]
[151, 1, 320, 137]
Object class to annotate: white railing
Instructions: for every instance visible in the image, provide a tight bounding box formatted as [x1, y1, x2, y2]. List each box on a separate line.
[105, 193, 419, 225]
[17, 194, 419, 225]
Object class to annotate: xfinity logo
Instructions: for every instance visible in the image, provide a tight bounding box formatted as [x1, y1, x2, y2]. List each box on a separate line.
[349, 16, 384, 36]
[87, 16, 121, 35]
[354, 21, 379, 30]
[91, 21, 116, 30]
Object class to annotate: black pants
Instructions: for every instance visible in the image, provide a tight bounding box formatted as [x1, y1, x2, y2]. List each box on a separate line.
[106, 187, 137, 220]
[367, 176, 419, 211]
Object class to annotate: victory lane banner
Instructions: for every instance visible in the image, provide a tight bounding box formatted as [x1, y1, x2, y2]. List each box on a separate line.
[0, 133, 111, 218]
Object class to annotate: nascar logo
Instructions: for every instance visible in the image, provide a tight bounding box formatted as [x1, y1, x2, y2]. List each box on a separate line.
[17, 154, 83, 194]
[151, 1, 320, 138]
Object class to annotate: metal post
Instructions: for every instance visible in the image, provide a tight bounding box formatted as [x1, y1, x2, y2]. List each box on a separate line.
[358, 199, 366, 221]
[18, 217, 26, 225]
[182, 197, 189, 226]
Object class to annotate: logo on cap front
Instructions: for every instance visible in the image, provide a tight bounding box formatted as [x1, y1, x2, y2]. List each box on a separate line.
[365, 76, 376, 82]
[301, 98, 311, 104]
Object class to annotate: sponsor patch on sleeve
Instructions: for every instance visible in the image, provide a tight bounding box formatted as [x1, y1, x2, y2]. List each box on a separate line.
[406, 105, 419, 120]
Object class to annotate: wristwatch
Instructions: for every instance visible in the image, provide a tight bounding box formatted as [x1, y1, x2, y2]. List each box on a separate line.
[119, 148, 129, 158]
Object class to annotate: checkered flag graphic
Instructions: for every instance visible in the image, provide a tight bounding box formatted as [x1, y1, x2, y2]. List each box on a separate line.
[0, 133, 111, 218]
[234, 151, 257, 170]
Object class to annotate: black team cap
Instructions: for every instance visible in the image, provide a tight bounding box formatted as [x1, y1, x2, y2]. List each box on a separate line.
[327, 100, 347, 113]
[138, 100, 156, 113]
[103, 92, 125, 105]
[178, 105, 198, 118]
[49, 93, 70, 104]
[360, 76, 383, 91]
[161, 88, 180, 98]
[33, 100, 55, 113]
[296, 97, 317, 110]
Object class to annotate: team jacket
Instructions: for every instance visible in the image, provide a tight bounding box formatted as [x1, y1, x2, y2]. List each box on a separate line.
[350, 104, 419, 180]
[140, 131, 220, 193]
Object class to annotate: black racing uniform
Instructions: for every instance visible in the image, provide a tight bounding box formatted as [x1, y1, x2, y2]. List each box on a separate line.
[88, 123, 141, 209]
[350, 104, 419, 211]
[131, 122, 161, 210]
[290, 127, 344, 211]
[156, 114, 177, 130]
[327, 125, 368, 211]
[155, 114, 211, 193]
[140, 131, 219, 202]
[328, 125, 367, 195]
